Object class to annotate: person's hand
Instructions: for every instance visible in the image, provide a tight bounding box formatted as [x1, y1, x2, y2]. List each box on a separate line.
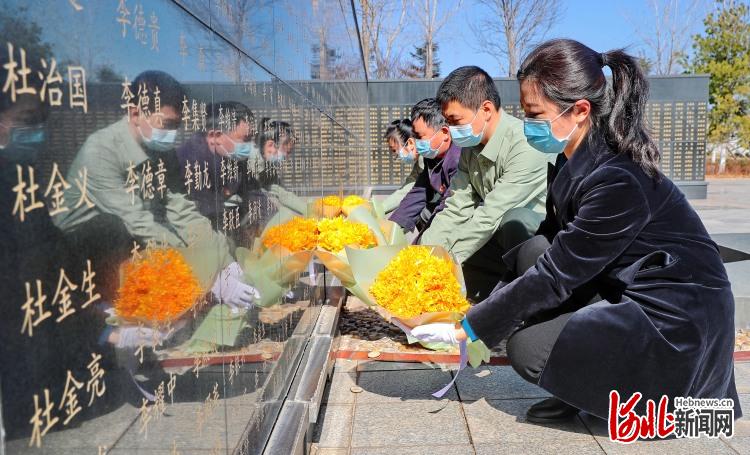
[211, 262, 261, 312]
[115, 326, 169, 348]
[410, 323, 461, 345]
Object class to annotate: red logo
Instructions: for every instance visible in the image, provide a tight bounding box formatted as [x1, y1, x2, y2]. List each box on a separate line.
[608, 390, 675, 443]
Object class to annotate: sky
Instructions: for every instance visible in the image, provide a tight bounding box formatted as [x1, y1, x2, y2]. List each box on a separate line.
[433, 0, 712, 77]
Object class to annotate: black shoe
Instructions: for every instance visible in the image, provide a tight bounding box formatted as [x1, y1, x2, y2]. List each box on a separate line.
[526, 397, 579, 423]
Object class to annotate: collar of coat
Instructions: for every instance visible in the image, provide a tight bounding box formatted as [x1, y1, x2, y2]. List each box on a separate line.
[468, 108, 513, 163]
[557, 133, 613, 180]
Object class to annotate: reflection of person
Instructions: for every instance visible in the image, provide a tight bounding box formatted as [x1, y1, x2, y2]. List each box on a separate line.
[0, 56, 115, 439]
[257, 118, 295, 163]
[171, 101, 270, 227]
[53, 71, 259, 319]
[381, 119, 424, 214]
[412, 40, 741, 424]
[250, 118, 307, 216]
[388, 99, 461, 240]
[419, 66, 550, 301]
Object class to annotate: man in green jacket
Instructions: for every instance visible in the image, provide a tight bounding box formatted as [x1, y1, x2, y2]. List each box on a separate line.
[54, 71, 259, 322]
[420, 66, 551, 301]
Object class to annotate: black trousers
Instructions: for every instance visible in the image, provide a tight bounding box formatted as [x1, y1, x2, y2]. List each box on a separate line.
[505, 235, 598, 386]
[462, 208, 544, 302]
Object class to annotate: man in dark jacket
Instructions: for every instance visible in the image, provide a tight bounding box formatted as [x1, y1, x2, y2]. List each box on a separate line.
[389, 98, 461, 241]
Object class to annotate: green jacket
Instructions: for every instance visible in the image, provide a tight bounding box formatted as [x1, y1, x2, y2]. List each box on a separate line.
[382, 156, 424, 214]
[54, 117, 232, 267]
[420, 110, 551, 263]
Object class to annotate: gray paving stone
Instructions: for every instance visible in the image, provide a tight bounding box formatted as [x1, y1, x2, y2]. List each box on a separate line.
[727, 260, 750, 298]
[735, 364, 750, 394]
[712, 233, 750, 255]
[323, 372, 358, 404]
[356, 360, 444, 372]
[455, 365, 551, 401]
[333, 358, 358, 373]
[739, 393, 750, 419]
[579, 411, 739, 454]
[107, 451, 215, 454]
[350, 401, 469, 447]
[462, 398, 593, 445]
[719, 412, 750, 453]
[356, 369, 458, 402]
[350, 444, 475, 454]
[313, 404, 353, 448]
[474, 441, 605, 454]
[312, 448, 350, 455]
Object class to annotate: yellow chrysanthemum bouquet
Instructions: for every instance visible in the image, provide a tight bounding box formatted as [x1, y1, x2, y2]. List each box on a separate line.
[345, 243, 491, 366]
[310, 194, 373, 218]
[237, 200, 403, 306]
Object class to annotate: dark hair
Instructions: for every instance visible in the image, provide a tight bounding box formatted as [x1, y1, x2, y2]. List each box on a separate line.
[517, 39, 660, 178]
[0, 56, 50, 122]
[436, 66, 501, 111]
[257, 118, 296, 147]
[206, 101, 255, 135]
[383, 119, 414, 145]
[132, 70, 186, 112]
[411, 98, 446, 130]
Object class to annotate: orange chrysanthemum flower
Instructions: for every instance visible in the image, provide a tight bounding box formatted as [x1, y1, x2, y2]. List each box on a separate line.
[370, 246, 468, 319]
[262, 217, 319, 252]
[116, 249, 203, 323]
[317, 217, 377, 253]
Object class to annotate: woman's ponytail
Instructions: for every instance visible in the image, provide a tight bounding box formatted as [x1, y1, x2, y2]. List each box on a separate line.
[601, 50, 660, 178]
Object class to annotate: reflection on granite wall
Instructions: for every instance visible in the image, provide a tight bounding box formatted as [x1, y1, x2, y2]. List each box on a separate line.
[0, 0, 367, 453]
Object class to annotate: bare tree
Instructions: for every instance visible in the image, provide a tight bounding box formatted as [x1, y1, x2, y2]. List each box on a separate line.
[412, 0, 463, 78]
[470, 0, 561, 77]
[310, 0, 364, 80]
[358, 0, 411, 79]
[625, 0, 707, 75]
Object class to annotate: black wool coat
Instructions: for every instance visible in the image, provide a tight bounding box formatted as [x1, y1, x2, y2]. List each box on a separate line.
[465, 135, 741, 420]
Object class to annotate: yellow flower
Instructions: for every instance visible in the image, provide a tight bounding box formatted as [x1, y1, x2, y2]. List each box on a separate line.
[370, 246, 468, 319]
[321, 195, 343, 207]
[315, 195, 343, 217]
[262, 217, 319, 252]
[317, 217, 378, 253]
[342, 195, 367, 215]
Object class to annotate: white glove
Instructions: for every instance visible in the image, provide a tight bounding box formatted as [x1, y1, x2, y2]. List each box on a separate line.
[115, 326, 169, 349]
[211, 262, 261, 312]
[410, 323, 459, 345]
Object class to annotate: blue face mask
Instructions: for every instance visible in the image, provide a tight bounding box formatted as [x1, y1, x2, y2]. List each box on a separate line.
[397, 146, 416, 164]
[267, 152, 286, 163]
[449, 109, 487, 148]
[415, 130, 441, 159]
[3, 124, 46, 146]
[139, 124, 177, 152]
[225, 136, 258, 161]
[0, 123, 46, 163]
[523, 105, 577, 154]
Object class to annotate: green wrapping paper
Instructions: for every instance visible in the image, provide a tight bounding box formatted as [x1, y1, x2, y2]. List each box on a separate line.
[184, 304, 248, 353]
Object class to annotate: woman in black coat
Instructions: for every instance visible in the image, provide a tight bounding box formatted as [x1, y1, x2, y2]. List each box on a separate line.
[410, 39, 741, 424]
